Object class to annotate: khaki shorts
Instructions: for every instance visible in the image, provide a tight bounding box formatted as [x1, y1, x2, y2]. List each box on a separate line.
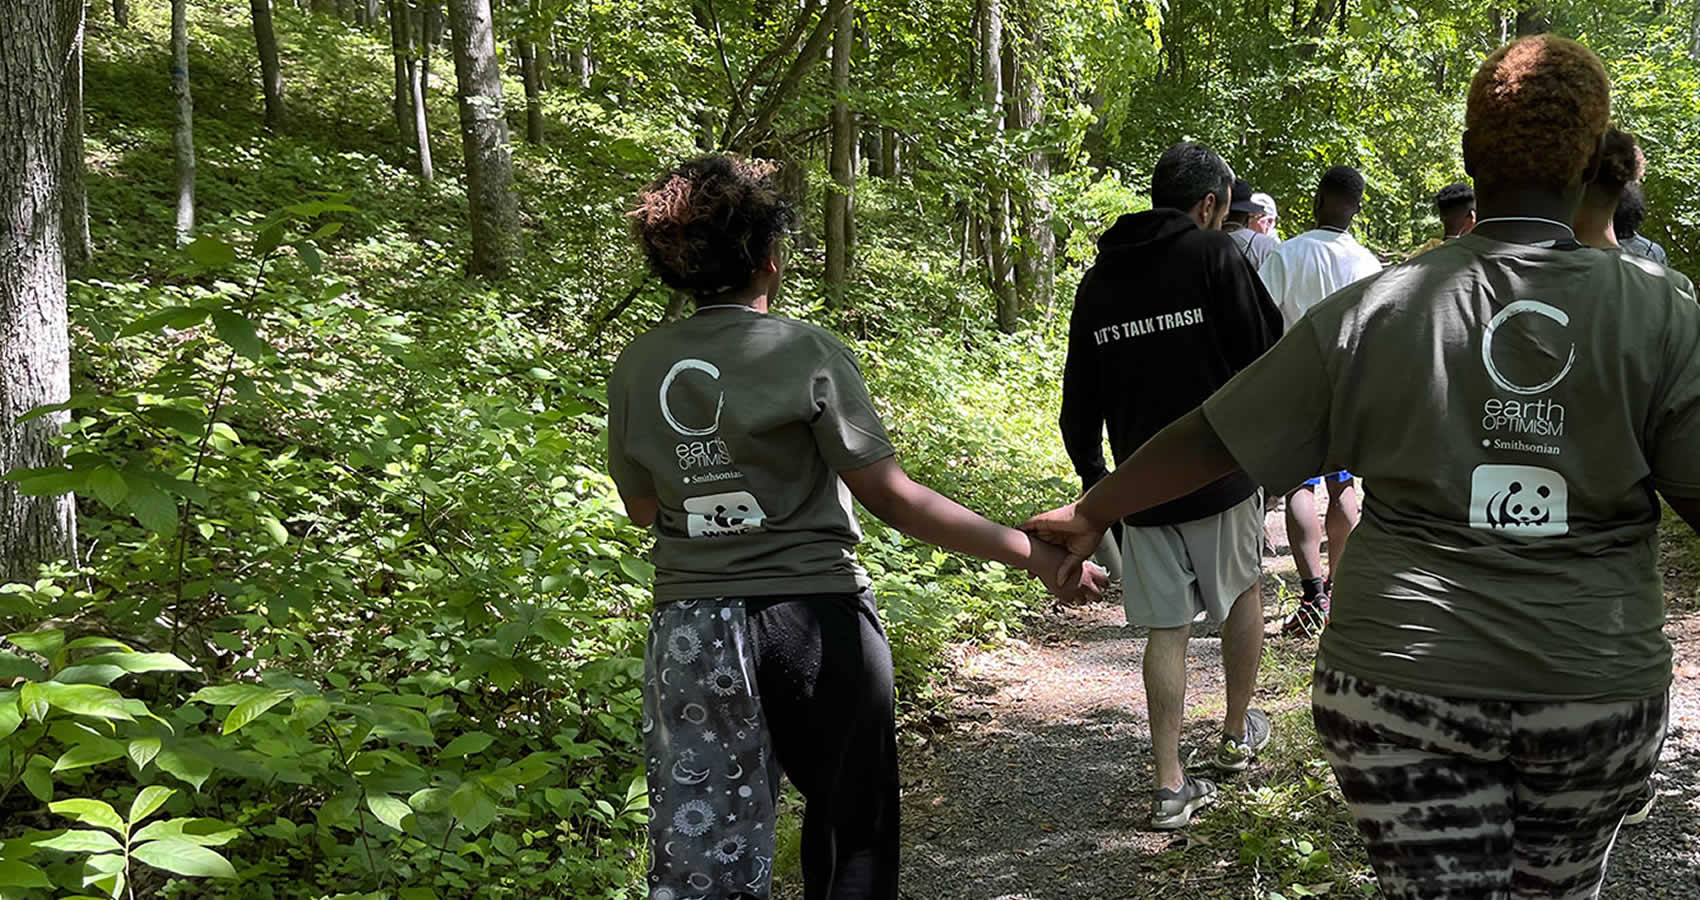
[1121, 492, 1263, 629]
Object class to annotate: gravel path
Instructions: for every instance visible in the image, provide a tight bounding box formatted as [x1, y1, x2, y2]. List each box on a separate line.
[890, 506, 1700, 899]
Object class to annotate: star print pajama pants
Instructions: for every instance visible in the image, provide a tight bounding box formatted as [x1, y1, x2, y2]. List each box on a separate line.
[643, 589, 899, 900]
[1311, 664, 1667, 900]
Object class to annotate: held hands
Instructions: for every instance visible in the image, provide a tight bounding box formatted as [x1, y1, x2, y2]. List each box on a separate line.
[1024, 532, 1108, 604]
[1021, 501, 1112, 588]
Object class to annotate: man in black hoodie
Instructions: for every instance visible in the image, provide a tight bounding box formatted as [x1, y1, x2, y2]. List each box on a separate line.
[1059, 141, 1284, 830]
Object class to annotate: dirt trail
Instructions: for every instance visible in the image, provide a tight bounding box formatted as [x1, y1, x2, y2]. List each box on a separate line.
[891, 507, 1700, 899]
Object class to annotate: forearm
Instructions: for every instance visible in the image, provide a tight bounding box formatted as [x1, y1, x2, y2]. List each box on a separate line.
[876, 481, 1040, 572]
[1076, 408, 1238, 527]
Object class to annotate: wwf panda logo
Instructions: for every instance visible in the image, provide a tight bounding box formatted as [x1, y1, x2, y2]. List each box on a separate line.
[1469, 465, 1568, 537]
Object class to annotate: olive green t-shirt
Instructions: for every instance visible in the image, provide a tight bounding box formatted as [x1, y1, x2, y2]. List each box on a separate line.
[606, 309, 896, 603]
[1202, 234, 1700, 701]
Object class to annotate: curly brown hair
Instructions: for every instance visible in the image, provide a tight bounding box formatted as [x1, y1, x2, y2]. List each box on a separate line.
[1591, 126, 1646, 189]
[1464, 36, 1610, 190]
[628, 155, 796, 298]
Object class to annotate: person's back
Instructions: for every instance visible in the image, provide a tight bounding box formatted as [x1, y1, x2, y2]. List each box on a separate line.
[1614, 182, 1670, 265]
[1259, 227, 1382, 329]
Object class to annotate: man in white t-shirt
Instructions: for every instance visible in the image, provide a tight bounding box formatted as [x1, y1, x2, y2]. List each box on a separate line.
[1257, 166, 1383, 636]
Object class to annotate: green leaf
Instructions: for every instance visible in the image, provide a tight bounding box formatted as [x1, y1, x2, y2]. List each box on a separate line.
[254, 222, 285, 256]
[128, 737, 162, 769]
[155, 746, 213, 791]
[0, 859, 52, 888]
[7, 629, 64, 657]
[87, 467, 128, 508]
[52, 735, 126, 772]
[293, 240, 323, 274]
[439, 731, 494, 759]
[184, 237, 237, 268]
[130, 817, 238, 847]
[32, 829, 124, 854]
[449, 782, 498, 834]
[131, 839, 236, 879]
[63, 637, 131, 652]
[407, 787, 451, 815]
[141, 406, 205, 436]
[32, 683, 131, 721]
[222, 690, 291, 735]
[258, 515, 289, 547]
[77, 652, 194, 675]
[0, 652, 46, 683]
[188, 683, 272, 706]
[130, 786, 175, 824]
[618, 556, 656, 582]
[119, 306, 208, 337]
[365, 794, 411, 831]
[22, 756, 53, 802]
[50, 799, 123, 833]
[126, 487, 179, 534]
[211, 309, 265, 360]
[52, 664, 126, 686]
[0, 692, 21, 739]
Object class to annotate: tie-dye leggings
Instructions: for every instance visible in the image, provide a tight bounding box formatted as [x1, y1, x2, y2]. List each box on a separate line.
[1312, 664, 1667, 900]
[642, 591, 898, 900]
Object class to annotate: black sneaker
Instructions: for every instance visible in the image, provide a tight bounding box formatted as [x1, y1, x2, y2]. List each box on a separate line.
[1151, 775, 1218, 830]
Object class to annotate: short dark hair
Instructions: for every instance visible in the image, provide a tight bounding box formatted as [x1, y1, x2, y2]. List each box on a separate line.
[1319, 166, 1365, 204]
[1613, 182, 1648, 239]
[629, 155, 797, 298]
[1465, 36, 1611, 190]
[1151, 142, 1233, 213]
[1435, 182, 1476, 215]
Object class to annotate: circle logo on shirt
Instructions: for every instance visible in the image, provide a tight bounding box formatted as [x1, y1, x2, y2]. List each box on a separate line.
[659, 358, 723, 436]
[1480, 300, 1575, 396]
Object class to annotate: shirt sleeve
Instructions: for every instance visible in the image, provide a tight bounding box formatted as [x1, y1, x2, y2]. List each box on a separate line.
[605, 377, 656, 499]
[1648, 299, 1700, 498]
[1200, 318, 1333, 495]
[810, 347, 898, 471]
[1214, 244, 1285, 370]
[1059, 277, 1111, 488]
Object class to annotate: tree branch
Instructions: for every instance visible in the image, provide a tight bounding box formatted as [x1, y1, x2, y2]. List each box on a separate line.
[730, 0, 852, 151]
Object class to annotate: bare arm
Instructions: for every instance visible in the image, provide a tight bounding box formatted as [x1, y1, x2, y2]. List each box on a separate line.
[621, 494, 659, 528]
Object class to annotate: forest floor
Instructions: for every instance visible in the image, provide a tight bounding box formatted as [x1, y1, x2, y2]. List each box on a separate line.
[880, 504, 1700, 900]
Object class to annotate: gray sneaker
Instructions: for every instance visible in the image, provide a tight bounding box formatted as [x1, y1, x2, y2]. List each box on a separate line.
[1151, 775, 1218, 831]
[1213, 708, 1272, 772]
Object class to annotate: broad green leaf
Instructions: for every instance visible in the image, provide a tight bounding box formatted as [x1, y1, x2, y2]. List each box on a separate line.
[130, 817, 238, 847]
[53, 664, 125, 686]
[7, 629, 64, 658]
[0, 859, 52, 888]
[130, 839, 236, 879]
[128, 737, 162, 769]
[0, 692, 21, 739]
[52, 736, 126, 773]
[31, 829, 123, 854]
[254, 222, 285, 256]
[211, 309, 265, 360]
[365, 794, 411, 831]
[130, 786, 175, 824]
[0, 652, 46, 684]
[140, 406, 204, 436]
[258, 515, 289, 547]
[448, 782, 498, 834]
[188, 683, 273, 706]
[63, 637, 131, 652]
[184, 237, 237, 268]
[439, 731, 494, 759]
[618, 556, 656, 581]
[118, 305, 208, 337]
[50, 799, 123, 833]
[22, 756, 53, 802]
[287, 695, 331, 732]
[407, 787, 451, 815]
[222, 690, 291, 735]
[77, 652, 194, 675]
[87, 467, 128, 508]
[126, 487, 178, 534]
[155, 746, 213, 791]
[32, 683, 131, 721]
[293, 240, 323, 274]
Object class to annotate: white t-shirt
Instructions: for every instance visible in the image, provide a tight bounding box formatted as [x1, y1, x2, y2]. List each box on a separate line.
[1257, 228, 1383, 330]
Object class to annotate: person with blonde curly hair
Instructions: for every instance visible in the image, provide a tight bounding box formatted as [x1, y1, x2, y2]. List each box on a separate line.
[1025, 35, 1700, 898]
[610, 154, 1101, 900]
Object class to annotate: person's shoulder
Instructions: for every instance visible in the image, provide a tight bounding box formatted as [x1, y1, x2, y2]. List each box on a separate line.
[1612, 250, 1696, 302]
[757, 314, 858, 358]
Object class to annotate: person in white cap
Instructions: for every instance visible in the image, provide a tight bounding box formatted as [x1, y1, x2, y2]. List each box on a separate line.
[1223, 178, 1281, 271]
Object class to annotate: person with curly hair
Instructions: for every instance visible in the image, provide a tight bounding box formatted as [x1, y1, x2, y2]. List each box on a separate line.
[1614, 182, 1671, 264]
[1025, 35, 1700, 898]
[1411, 181, 1477, 256]
[610, 154, 1102, 900]
[1578, 131, 1693, 300]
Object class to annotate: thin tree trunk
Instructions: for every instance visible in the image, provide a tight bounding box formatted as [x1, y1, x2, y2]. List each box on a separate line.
[310, 0, 334, 12]
[733, 0, 851, 150]
[112, 0, 129, 27]
[881, 125, 899, 178]
[448, 0, 520, 277]
[411, 2, 435, 181]
[1690, 0, 1699, 58]
[337, 0, 353, 19]
[1008, 2, 1051, 312]
[1, 0, 80, 581]
[824, 0, 853, 294]
[251, 0, 287, 130]
[519, 36, 544, 144]
[387, 0, 415, 147]
[63, 7, 91, 277]
[365, 0, 381, 26]
[171, 0, 196, 245]
[979, 0, 1018, 333]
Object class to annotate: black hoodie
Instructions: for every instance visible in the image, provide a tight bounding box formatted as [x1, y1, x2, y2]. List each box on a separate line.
[1060, 209, 1283, 526]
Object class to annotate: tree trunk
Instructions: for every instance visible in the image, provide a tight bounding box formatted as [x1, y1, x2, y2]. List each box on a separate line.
[411, 2, 435, 181]
[1514, 4, 1547, 34]
[337, 0, 353, 19]
[978, 0, 1018, 333]
[733, 0, 851, 151]
[62, 8, 91, 277]
[881, 125, 899, 179]
[1690, 0, 1699, 58]
[1007, 6, 1052, 313]
[824, 0, 853, 294]
[364, 0, 381, 26]
[518, 36, 544, 144]
[112, 0, 129, 27]
[447, 0, 520, 278]
[0, 0, 80, 582]
[310, 0, 334, 13]
[568, 43, 591, 87]
[251, 0, 287, 130]
[387, 0, 415, 147]
[171, 0, 196, 245]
